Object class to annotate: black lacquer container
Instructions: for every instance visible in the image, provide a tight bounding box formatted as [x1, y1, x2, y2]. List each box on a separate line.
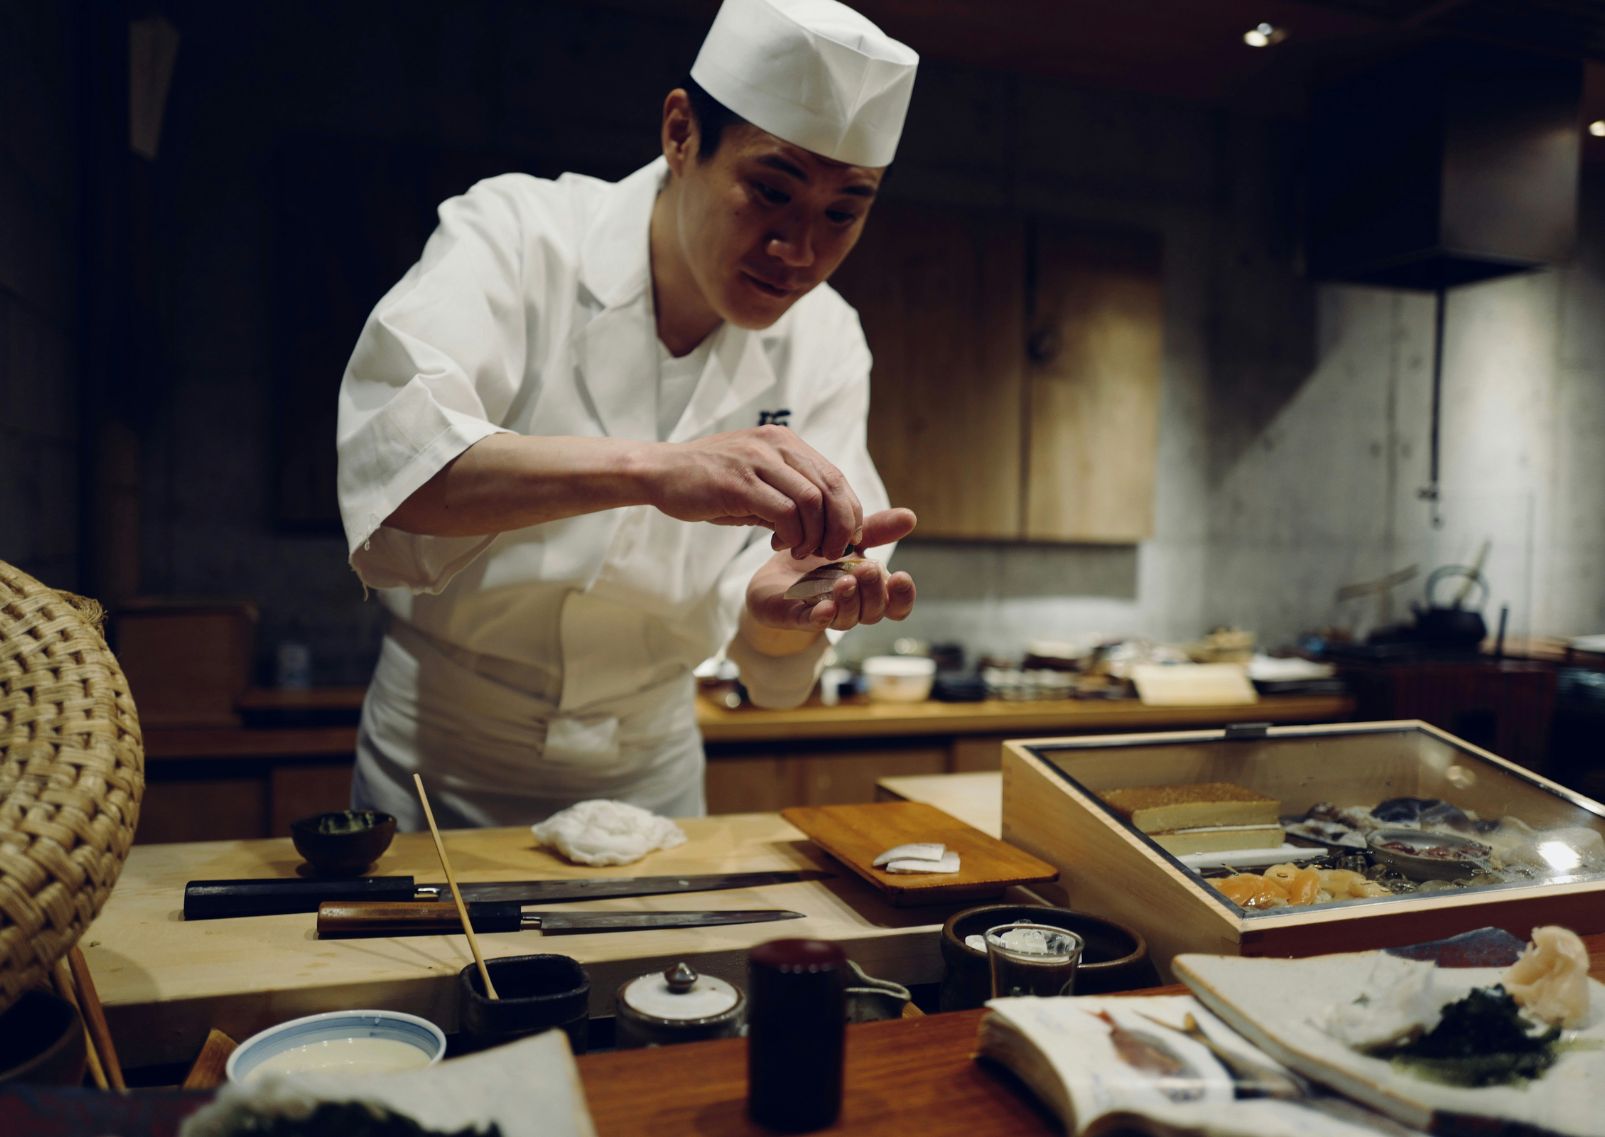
[746, 938, 847, 1131]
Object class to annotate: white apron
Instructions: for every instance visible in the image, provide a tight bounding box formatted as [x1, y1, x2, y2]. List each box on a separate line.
[352, 618, 703, 830]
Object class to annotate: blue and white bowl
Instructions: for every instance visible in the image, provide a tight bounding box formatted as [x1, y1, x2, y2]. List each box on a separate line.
[225, 1009, 446, 1084]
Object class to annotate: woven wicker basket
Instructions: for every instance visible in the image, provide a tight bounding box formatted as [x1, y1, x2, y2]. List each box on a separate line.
[0, 560, 144, 1015]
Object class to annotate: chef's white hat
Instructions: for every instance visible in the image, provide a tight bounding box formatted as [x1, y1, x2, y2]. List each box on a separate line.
[690, 0, 918, 168]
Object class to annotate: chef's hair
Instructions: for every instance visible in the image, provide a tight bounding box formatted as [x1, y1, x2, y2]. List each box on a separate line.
[683, 76, 743, 162]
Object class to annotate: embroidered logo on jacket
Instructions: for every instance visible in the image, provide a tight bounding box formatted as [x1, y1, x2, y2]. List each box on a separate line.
[757, 409, 792, 427]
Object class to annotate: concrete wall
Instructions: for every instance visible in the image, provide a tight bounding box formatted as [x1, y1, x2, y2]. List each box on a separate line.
[0, 2, 82, 591]
[1200, 170, 1605, 651]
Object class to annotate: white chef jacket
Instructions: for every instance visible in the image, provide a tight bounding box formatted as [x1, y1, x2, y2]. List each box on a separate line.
[336, 157, 890, 829]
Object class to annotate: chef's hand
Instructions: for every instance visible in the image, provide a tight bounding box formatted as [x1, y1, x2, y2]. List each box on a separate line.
[744, 507, 918, 636]
[639, 426, 864, 560]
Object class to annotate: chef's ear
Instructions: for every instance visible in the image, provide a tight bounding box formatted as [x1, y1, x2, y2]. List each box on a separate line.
[661, 88, 698, 176]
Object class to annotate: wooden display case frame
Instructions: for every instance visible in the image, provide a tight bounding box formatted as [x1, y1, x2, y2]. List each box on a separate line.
[1002, 720, 1605, 978]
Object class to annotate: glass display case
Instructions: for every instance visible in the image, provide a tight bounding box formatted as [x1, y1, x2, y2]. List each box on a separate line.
[1001, 721, 1605, 977]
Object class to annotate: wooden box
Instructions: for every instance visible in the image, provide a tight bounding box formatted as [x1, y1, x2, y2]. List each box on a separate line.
[1002, 720, 1605, 978]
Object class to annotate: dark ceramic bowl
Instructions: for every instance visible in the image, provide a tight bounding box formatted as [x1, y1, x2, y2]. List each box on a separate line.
[290, 810, 397, 876]
[939, 903, 1156, 1011]
[0, 988, 87, 1086]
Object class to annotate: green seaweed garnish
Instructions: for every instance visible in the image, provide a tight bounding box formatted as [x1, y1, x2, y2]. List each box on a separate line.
[225, 1101, 502, 1137]
[1369, 984, 1561, 1088]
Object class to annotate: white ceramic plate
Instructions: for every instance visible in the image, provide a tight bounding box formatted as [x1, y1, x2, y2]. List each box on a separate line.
[1174, 949, 1605, 1137]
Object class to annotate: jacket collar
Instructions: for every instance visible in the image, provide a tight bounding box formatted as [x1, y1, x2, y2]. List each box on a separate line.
[576, 157, 665, 311]
[573, 157, 779, 442]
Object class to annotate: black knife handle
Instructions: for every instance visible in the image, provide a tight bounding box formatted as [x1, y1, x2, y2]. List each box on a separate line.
[316, 900, 523, 937]
[183, 876, 419, 920]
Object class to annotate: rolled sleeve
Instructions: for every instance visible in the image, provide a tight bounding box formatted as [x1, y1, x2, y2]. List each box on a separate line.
[336, 177, 534, 593]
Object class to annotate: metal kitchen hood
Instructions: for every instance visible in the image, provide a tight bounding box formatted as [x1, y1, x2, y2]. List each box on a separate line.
[1306, 41, 1583, 290]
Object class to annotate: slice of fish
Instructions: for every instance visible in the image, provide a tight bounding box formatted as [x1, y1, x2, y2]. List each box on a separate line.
[783, 556, 868, 603]
[872, 842, 946, 867]
[884, 851, 961, 874]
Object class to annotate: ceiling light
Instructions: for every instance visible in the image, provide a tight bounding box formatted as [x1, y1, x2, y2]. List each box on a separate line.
[1243, 22, 1288, 48]
[1590, 120, 1605, 137]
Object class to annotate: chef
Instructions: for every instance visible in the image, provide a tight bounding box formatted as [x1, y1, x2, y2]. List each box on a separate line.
[336, 0, 920, 830]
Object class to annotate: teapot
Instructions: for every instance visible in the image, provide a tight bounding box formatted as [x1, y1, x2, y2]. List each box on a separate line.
[1410, 564, 1489, 650]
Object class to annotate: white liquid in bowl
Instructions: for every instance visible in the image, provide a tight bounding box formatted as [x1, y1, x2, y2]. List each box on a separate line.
[247, 1036, 432, 1082]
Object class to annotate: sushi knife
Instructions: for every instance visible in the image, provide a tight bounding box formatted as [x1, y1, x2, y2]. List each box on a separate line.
[316, 901, 807, 938]
[182, 869, 831, 920]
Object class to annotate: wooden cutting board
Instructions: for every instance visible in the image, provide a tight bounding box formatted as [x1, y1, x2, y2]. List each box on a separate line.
[781, 801, 1058, 907]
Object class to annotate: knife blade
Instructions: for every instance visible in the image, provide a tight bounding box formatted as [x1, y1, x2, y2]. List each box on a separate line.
[182, 869, 831, 920]
[315, 900, 807, 938]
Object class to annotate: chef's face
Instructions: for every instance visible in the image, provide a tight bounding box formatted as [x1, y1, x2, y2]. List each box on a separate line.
[664, 97, 883, 329]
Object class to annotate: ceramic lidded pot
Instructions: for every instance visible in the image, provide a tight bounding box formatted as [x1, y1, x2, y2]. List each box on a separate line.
[939, 904, 1156, 1010]
[615, 962, 746, 1048]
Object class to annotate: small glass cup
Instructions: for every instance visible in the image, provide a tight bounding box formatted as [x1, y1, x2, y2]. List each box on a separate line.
[985, 922, 1084, 998]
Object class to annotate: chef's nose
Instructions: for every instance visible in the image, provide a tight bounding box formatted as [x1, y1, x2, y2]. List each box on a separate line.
[767, 221, 815, 268]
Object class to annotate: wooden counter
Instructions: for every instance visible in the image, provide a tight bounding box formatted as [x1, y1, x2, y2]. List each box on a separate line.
[694, 692, 1353, 744]
[85, 814, 954, 1068]
[878, 771, 1002, 836]
[697, 693, 1352, 814]
[148, 690, 1355, 754]
[135, 692, 1354, 843]
[577, 935, 1605, 1137]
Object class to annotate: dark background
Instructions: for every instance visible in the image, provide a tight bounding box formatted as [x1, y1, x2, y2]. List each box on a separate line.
[6, 0, 1605, 687]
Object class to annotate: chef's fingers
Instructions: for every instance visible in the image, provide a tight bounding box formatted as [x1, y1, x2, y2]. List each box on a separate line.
[856, 507, 918, 552]
[801, 595, 837, 629]
[744, 465, 819, 553]
[754, 462, 827, 561]
[827, 573, 861, 631]
[884, 571, 916, 620]
[777, 448, 858, 561]
[846, 562, 888, 626]
[786, 451, 861, 561]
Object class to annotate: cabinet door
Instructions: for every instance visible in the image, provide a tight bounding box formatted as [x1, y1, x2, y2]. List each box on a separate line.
[830, 204, 1026, 540]
[1024, 223, 1163, 542]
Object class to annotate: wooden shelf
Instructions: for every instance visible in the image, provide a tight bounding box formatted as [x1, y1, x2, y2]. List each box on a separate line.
[143, 725, 358, 762]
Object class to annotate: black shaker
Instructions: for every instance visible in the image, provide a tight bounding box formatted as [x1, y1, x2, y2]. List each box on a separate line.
[746, 938, 847, 1131]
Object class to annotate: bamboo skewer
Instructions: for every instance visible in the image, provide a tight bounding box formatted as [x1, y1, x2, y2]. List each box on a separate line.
[52, 956, 109, 1090]
[413, 773, 499, 1000]
[67, 945, 126, 1090]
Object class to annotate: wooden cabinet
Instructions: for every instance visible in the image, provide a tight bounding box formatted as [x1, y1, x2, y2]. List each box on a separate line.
[1025, 223, 1163, 542]
[830, 204, 1026, 539]
[830, 204, 1162, 543]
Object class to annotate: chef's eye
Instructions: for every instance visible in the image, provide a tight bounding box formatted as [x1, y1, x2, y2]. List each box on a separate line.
[752, 181, 789, 205]
[827, 209, 859, 225]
